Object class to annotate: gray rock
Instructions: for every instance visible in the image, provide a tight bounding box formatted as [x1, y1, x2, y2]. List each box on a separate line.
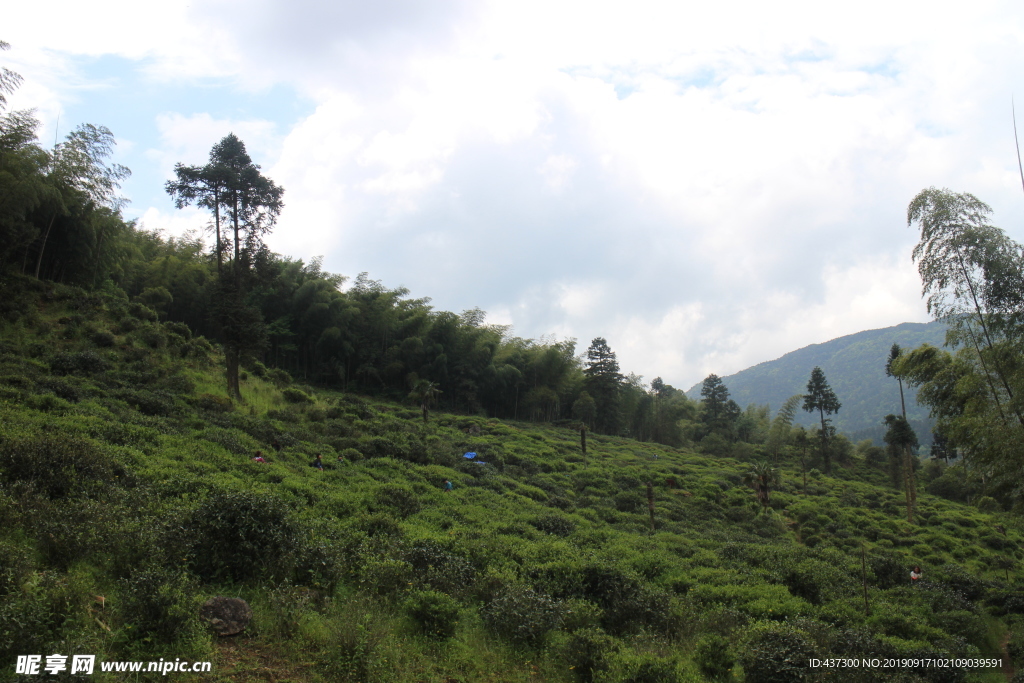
[199, 596, 252, 636]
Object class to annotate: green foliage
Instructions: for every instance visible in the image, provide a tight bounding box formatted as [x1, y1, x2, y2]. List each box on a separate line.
[0, 430, 122, 499]
[739, 621, 818, 683]
[0, 210, 1022, 679]
[606, 652, 680, 683]
[694, 633, 733, 680]
[118, 566, 203, 650]
[183, 490, 299, 583]
[484, 584, 564, 645]
[283, 386, 314, 403]
[562, 627, 619, 682]
[404, 589, 460, 639]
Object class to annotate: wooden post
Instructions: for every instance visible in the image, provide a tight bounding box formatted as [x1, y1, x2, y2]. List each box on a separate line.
[861, 546, 870, 616]
[646, 481, 656, 532]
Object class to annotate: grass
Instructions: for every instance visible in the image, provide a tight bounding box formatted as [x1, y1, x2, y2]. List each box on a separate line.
[1, 282, 1023, 682]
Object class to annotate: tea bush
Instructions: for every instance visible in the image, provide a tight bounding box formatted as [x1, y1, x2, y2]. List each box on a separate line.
[50, 350, 109, 375]
[484, 584, 564, 644]
[405, 542, 475, 594]
[562, 627, 619, 683]
[404, 589, 460, 639]
[0, 431, 122, 498]
[283, 387, 313, 404]
[739, 621, 818, 683]
[118, 566, 203, 649]
[694, 633, 733, 680]
[184, 490, 300, 583]
[607, 652, 680, 683]
[373, 483, 421, 518]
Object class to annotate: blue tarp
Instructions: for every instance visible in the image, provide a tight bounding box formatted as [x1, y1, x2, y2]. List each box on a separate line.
[463, 452, 477, 459]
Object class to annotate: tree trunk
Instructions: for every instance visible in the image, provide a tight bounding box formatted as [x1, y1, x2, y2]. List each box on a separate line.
[225, 346, 241, 400]
[214, 189, 222, 276]
[34, 212, 58, 279]
[581, 427, 587, 467]
[818, 408, 830, 473]
[955, 252, 1024, 428]
[898, 378, 907, 420]
[646, 481, 655, 532]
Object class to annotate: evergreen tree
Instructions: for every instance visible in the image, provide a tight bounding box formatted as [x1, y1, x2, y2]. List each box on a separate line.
[885, 343, 908, 419]
[883, 414, 919, 523]
[803, 367, 841, 473]
[165, 156, 231, 274]
[700, 374, 738, 438]
[766, 395, 802, 462]
[168, 134, 283, 399]
[583, 337, 621, 434]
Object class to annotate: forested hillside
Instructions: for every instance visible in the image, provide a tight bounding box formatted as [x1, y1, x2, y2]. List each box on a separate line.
[684, 322, 948, 445]
[6, 44, 1024, 683]
[0, 276, 1022, 683]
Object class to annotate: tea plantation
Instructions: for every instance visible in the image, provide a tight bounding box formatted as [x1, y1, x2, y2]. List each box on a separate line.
[1, 279, 1022, 682]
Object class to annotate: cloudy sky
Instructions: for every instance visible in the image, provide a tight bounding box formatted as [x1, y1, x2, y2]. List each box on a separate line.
[7, 1, 1024, 390]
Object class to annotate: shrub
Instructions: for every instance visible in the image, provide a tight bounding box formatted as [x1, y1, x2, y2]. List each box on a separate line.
[184, 490, 299, 583]
[0, 570, 79, 662]
[198, 427, 259, 456]
[195, 393, 234, 413]
[37, 378, 81, 402]
[118, 567, 202, 648]
[91, 330, 117, 347]
[405, 590, 460, 639]
[138, 326, 167, 349]
[283, 387, 313, 404]
[1008, 629, 1024, 667]
[739, 622, 818, 683]
[976, 496, 1000, 513]
[405, 543, 475, 594]
[117, 388, 175, 416]
[269, 368, 293, 387]
[563, 627, 619, 683]
[50, 350, 109, 375]
[26, 392, 72, 414]
[340, 447, 363, 462]
[695, 634, 733, 680]
[608, 652, 679, 683]
[128, 302, 159, 321]
[531, 514, 576, 537]
[870, 551, 908, 589]
[484, 584, 564, 645]
[164, 321, 193, 340]
[0, 432, 121, 499]
[116, 316, 140, 334]
[243, 359, 267, 377]
[373, 484, 421, 518]
[358, 556, 413, 598]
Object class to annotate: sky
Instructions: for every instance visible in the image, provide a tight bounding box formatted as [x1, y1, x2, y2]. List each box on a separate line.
[6, 0, 1024, 391]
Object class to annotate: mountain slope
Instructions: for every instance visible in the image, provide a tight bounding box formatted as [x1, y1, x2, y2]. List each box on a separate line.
[686, 321, 949, 443]
[1, 281, 1017, 682]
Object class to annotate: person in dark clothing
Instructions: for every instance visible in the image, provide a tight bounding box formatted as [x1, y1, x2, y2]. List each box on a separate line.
[312, 454, 323, 471]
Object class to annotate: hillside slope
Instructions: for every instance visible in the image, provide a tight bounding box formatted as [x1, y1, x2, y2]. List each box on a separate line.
[686, 321, 949, 444]
[0, 280, 1019, 683]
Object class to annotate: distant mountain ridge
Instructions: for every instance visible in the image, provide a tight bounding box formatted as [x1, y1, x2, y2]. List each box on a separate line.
[685, 321, 949, 445]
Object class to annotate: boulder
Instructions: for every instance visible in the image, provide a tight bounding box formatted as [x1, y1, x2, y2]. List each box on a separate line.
[199, 596, 252, 636]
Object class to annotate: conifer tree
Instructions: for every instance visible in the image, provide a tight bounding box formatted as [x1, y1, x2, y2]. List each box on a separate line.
[803, 366, 841, 473]
[167, 133, 283, 399]
[884, 414, 919, 523]
[583, 337, 622, 434]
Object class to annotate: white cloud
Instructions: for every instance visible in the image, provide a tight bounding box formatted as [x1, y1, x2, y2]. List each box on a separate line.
[12, 0, 1024, 390]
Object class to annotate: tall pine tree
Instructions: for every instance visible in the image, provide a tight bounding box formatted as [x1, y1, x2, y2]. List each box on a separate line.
[803, 366, 841, 473]
[583, 337, 622, 434]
